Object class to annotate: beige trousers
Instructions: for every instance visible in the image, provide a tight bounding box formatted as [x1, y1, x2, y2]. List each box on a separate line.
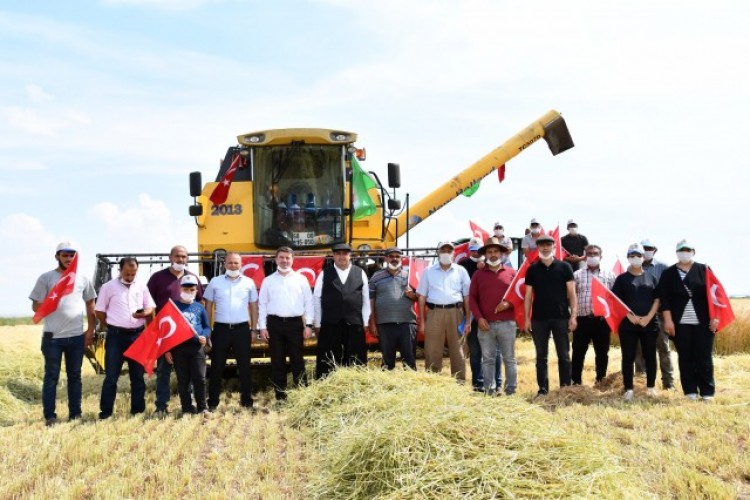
[424, 307, 466, 380]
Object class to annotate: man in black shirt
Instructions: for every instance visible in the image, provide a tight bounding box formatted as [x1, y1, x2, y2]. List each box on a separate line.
[524, 235, 577, 397]
[561, 219, 589, 271]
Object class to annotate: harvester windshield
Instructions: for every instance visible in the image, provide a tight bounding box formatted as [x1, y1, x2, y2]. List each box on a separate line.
[253, 143, 346, 249]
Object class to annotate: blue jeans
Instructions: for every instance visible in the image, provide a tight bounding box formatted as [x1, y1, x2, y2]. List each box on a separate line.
[100, 328, 146, 417]
[41, 334, 85, 420]
[155, 355, 172, 411]
[478, 321, 517, 394]
[468, 319, 502, 389]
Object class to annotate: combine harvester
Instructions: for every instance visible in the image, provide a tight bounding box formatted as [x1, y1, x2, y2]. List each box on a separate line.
[87, 110, 574, 372]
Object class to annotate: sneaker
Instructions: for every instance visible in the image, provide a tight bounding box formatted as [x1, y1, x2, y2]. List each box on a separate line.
[623, 390, 634, 402]
[155, 409, 168, 419]
[701, 395, 714, 402]
[484, 390, 497, 397]
[45, 417, 58, 427]
[685, 393, 699, 401]
[98, 412, 111, 420]
[534, 391, 548, 400]
[646, 387, 657, 398]
[69, 414, 82, 422]
[663, 383, 676, 390]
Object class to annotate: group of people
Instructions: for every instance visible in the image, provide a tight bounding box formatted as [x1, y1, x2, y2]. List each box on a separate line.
[30, 222, 720, 425]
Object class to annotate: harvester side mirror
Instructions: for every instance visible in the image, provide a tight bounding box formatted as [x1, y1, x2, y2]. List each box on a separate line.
[189, 204, 203, 217]
[387, 199, 401, 211]
[189, 171, 203, 197]
[387, 163, 401, 188]
[542, 116, 575, 155]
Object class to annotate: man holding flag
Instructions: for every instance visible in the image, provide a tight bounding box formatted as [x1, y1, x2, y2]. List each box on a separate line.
[29, 242, 96, 426]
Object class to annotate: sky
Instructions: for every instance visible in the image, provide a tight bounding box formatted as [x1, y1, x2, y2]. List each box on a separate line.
[1, 0, 749, 315]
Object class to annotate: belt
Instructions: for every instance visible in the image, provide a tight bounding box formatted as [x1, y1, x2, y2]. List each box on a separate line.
[268, 315, 303, 323]
[426, 302, 462, 310]
[108, 325, 145, 334]
[214, 321, 249, 330]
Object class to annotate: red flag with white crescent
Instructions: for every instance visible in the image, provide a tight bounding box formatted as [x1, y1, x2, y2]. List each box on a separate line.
[452, 242, 470, 263]
[33, 253, 79, 324]
[468, 220, 490, 244]
[548, 225, 568, 260]
[407, 257, 428, 290]
[240, 255, 266, 289]
[705, 267, 735, 332]
[591, 277, 631, 334]
[210, 153, 246, 205]
[612, 258, 625, 276]
[291, 256, 325, 287]
[501, 249, 539, 327]
[124, 299, 195, 375]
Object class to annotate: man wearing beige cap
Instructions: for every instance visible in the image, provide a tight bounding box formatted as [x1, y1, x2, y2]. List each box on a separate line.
[521, 218, 543, 258]
[417, 241, 471, 380]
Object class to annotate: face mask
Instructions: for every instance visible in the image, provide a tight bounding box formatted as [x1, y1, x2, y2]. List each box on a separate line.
[540, 250, 554, 260]
[493, 229, 504, 237]
[469, 256, 480, 262]
[644, 250, 655, 260]
[531, 227, 541, 235]
[628, 256, 644, 268]
[225, 269, 240, 278]
[120, 278, 133, 285]
[568, 228, 578, 236]
[387, 262, 401, 271]
[438, 253, 453, 265]
[676, 251, 694, 264]
[486, 258, 502, 267]
[171, 263, 186, 273]
[180, 291, 196, 303]
[586, 256, 600, 267]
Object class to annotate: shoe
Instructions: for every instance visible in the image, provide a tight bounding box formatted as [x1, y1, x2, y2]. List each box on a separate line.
[701, 395, 714, 402]
[534, 391, 548, 400]
[685, 393, 698, 401]
[202, 410, 211, 420]
[484, 390, 497, 397]
[663, 383, 676, 390]
[155, 409, 168, 419]
[45, 417, 58, 427]
[646, 387, 657, 398]
[69, 414, 82, 422]
[208, 406, 217, 413]
[472, 386, 484, 393]
[623, 390, 634, 402]
[98, 412, 111, 420]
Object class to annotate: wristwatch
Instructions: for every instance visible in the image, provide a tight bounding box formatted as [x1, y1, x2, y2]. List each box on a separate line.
[305, 323, 313, 328]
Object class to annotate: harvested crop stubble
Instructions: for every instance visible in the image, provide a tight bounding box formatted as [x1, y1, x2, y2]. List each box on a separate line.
[286, 368, 629, 498]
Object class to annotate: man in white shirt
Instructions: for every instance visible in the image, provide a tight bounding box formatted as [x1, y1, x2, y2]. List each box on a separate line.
[259, 246, 315, 400]
[204, 252, 258, 410]
[313, 243, 371, 379]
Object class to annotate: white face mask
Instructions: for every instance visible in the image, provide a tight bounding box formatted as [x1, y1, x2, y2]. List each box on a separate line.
[568, 228, 578, 236]
[387, 262, 401, 271]
[586, 256, 601, 267]
[438, 253, 453, 265]
[469, 256, 480, 262]
[628, 256, 644, 268]
[225, 269, 241, 278]
[540, 249, 554, 261]
[171, 263, 186, 273]
[486, 258, 502, 267]
[180, 291, 196, 303]
[644, 250, 655, 260]
[531, 227, 541, 235]
[676, 251, 694, 264]
[493, 229, 504, 237]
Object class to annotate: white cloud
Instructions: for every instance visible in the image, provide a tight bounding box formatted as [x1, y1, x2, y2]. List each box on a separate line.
[0, 105, 91, 137]
[25, 84, 53, 104]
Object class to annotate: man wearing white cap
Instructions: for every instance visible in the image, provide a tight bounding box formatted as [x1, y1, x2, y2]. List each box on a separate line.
[561, 219, 589, 271]
[492, 223, 514, 254]
[29, 241, 96, 426]
[521, 218, 543, 258]
[417, 241, 471, 380]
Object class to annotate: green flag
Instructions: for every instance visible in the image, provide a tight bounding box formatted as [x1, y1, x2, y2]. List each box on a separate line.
[462, 181, 480, 197]
[351, 156, 377, 220]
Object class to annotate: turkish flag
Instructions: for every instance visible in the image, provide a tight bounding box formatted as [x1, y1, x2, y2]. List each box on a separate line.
[33, 253, 79, 324]
[612, 258, 625, 276]
[407, 257, 428, 290]
[548, 225, 568, 260]
[497, 164, 506, 183]
[468, 220, 490, 244]
[452, 242, 470, 263]
[124, 300, 195, 375]
[291, 256, 325, 287]
[591, 277, 631, 334]
[240, 255, 266, 289]
[501, 250, 539, 327]
[705, 267, 735, 332]
[209, 154, 246, 205]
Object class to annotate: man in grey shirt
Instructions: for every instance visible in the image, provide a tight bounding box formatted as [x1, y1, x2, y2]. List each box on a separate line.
[29, 241, 96, 426]
[369, 247, 417, 370]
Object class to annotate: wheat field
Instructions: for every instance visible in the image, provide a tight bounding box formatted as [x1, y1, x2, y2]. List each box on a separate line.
[1, 323, 749, 498]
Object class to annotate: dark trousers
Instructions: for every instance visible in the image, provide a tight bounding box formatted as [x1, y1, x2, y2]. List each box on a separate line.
[620, 328, 657, 390]
[377, 323, 417, 370]
[41, 334, 84, 420]
[467, 319, 502, 389]
[155, 355, 172, 411]
[531, 319, 572, 394]
[208, 323, 253, 408]
[634, 316, 674, 387]
[268, 316, 306, 400]
[673, 324, 715, 396]
[100, 327, 145, 418]
[315, 321, 366, 379]
[172, 341, 207, 413]
[571, 316, 611, 384]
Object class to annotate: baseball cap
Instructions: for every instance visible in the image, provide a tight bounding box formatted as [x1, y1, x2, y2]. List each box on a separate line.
[493, 222, 503, 229]
[56, 241, 76, 253]
[437, 240, 455, 251]
[331, 243, 352, 252]
[468, 237, 483, 251]
[627, 243, 645, 256]
[640, 238, 657, 249]
[384, 246, 402, 256]
[180, 274, 199, 287]
[529, 218, 539, 225]
[567, 219, 577, 227]
[536, 235, 555, 245]
[675, 239, 694, 251]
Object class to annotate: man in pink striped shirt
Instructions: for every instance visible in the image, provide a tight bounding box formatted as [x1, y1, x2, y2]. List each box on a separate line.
[95, 257, 155, 419]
